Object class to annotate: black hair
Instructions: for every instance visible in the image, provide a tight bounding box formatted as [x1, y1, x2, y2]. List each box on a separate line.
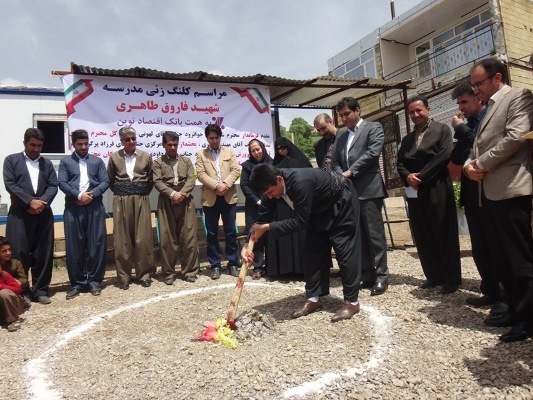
[250, 164, 281, 194]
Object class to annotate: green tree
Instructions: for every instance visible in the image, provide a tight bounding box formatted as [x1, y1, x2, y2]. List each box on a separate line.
[289, 117, 320, 160]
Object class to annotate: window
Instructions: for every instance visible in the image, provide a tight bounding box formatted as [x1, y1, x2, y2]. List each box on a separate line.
[333, 49, 376, 79]
[412, 9, 493, 80]
[33, 114, 68, 154]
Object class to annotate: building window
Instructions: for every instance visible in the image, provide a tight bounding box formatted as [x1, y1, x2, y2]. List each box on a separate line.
[33, 114, 68, 154]
[412, 9, 493, 81]
[334, 49, 377, 79]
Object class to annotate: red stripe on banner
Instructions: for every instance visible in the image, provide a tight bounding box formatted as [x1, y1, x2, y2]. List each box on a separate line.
[66, 80, 94, 117]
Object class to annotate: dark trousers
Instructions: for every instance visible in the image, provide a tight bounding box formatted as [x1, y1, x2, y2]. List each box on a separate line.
[464, 182, 501, 298]
[481, 194, 533, 323]
[63, 202, 107, 289]
[303, 182, 362, 302]
[6, 207, 54, 297]
[245, 204, 265, 270]
[407, 189, 461, 287]
[203, 196, 238, 269]
[359, 198, 388, 284]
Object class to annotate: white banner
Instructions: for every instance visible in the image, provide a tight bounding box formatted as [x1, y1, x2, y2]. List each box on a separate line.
[61, 74, 274, 166]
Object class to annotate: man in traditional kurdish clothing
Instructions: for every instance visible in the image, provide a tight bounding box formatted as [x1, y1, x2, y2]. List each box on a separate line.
[108, 126, 154, 290]
[3, 128, 58, 304]
[153, 131, 198, 284]
[58, 129, 109, 299]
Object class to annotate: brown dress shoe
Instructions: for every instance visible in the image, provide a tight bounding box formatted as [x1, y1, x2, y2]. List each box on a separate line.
[331, 300, 360, 322]
[293, 300, 322, 318]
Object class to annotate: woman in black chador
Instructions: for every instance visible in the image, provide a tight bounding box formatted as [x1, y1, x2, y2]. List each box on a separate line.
[240, 139, 273, 279]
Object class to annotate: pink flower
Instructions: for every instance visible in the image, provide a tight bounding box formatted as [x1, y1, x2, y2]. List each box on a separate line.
[198, 322, 217, 341]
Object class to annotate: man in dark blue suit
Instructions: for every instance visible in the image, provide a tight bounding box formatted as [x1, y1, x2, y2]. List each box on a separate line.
[332, 97, 389, 296]
[3, 128, 58, 304]
[58, 129, 109, 299]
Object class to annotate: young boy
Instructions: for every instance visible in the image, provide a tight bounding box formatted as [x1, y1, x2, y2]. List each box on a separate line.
[0, 236, 31, 308]
[0, 264, 23, 332]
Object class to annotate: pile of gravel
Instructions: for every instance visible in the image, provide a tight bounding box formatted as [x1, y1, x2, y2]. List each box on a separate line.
[235, 308, 277, 341]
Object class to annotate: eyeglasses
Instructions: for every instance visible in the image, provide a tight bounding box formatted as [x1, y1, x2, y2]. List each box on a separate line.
[123, 137, 137, 142]
[471, 74, 495, 90]
[276, 146, 287, 150]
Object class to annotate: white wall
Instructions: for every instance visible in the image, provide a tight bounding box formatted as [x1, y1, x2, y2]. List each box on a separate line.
[0, 91, 67, 217]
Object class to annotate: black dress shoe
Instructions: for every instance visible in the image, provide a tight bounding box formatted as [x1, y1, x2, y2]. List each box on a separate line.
[184, 275, 197, 283]
[420, 280, 441, 289]
[228, 265, 239, 277]
[66, 287, 82, 300]
[211, 267, 221, 280]
[466, 294, 497, 307]
[360, 281, 374, 289]
[117, 282, 130, 290]
[140, 279, 152, 288]
[371, 281, 388, 296]
[499, 323, 532, 343]
[440, 285, 459, 295]
[490, 301, 509, 317]
[164, 277, 175, 285]
[484, 313, 515, 327]
[90, 285, 102, 296]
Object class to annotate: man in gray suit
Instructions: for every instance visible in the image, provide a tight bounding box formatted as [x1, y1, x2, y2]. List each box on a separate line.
[464, 58, 533, 342]
[332, 97, 389, 296]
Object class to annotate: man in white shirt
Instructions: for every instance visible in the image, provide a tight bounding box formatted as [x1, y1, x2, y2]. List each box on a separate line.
[3, 128, 58, 304]
[464, 58, 533, 342]
[108, 126, 154, 289]
[58, 129, 109, 299]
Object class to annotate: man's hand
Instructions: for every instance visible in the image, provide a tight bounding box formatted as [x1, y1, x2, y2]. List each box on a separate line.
[464, 159, 487, 182]
[215, 183, 229, 196]
[342, 170, 352, 179]
[451, 114, 464, 128]
[77, 191, 93, 206]
[172, 192, 186, 205]
[241, 243, 254, 265]
[249, 223, 269, 242]
[28, 198, 46, 214]
[406, 173, 421, 189]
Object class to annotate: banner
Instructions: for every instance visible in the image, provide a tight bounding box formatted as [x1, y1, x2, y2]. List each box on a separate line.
[61, 74, 274, 166]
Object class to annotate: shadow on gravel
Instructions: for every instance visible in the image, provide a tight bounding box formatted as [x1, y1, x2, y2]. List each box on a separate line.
[252, 293, 350, 322]
[464, 344, 533, 388]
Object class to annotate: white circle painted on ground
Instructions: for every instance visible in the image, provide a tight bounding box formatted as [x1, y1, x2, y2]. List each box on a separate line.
[24, 282, 393, 399]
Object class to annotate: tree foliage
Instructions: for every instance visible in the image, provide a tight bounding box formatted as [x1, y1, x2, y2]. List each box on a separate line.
[279, 117, 320, 160]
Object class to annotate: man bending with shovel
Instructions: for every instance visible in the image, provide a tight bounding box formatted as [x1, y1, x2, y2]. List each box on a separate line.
[241, 164, 362, 322]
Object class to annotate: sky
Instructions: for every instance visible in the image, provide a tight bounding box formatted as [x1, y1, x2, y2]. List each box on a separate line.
[1, 0, 415, 128]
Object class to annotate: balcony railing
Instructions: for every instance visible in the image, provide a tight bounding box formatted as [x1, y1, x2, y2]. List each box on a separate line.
[385, 25, 495, 85]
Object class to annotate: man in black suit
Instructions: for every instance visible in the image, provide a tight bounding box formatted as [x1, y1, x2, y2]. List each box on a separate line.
[3, 128, 58, 304]
[58, 129, 109, 299]
[313, 113, 337, 169]
[449, 82, 498, 307]
[332, 97, 389, 296]
[242, 164, 362, 323]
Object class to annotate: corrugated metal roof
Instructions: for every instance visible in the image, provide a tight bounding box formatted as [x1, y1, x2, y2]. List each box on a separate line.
[71, 63, 412, 110]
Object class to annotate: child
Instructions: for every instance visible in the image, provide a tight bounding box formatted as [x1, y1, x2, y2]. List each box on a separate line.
[0, 265, 23, 332]
[0, 236, 31, 308]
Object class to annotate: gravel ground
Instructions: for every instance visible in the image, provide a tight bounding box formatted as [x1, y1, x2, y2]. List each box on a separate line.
[2, 234, 533, 400]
